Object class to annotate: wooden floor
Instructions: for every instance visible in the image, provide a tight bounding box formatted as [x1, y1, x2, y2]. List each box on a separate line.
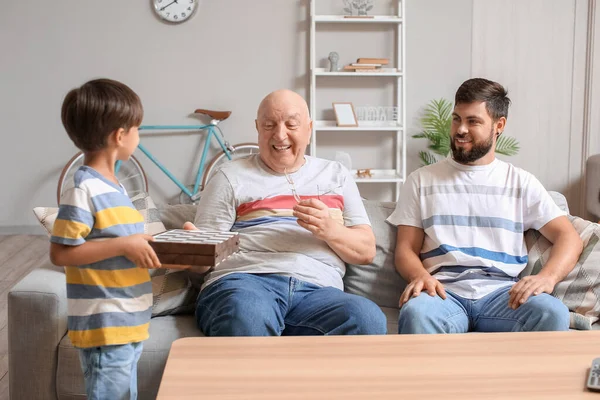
[0, 234, 51, 400]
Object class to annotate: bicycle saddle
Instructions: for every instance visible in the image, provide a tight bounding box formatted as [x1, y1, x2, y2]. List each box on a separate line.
[194, 109, 232, 121]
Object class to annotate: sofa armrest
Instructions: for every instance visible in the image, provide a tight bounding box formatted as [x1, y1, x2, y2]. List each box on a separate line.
[8, 265, 67, 400]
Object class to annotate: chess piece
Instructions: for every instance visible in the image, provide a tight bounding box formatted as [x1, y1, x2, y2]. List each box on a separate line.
[328, 52, 339, 72]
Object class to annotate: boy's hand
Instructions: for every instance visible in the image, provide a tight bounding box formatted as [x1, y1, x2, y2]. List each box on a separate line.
[121, 234, 161, 269]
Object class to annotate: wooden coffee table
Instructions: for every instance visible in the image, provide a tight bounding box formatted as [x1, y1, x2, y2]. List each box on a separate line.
[157, 331, 600, 399]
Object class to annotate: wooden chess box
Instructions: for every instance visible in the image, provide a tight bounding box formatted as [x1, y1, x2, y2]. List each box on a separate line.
[149, 229, 239, 267]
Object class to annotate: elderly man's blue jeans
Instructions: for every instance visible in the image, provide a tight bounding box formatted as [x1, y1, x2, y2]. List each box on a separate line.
[398, 285, 570, 333]
[196, 273, 387, 336]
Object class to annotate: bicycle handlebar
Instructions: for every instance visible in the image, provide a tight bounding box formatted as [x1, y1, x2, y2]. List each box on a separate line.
[139, 125, 213, 130]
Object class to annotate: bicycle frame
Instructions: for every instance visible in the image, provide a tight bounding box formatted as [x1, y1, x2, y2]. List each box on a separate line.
[133, 124, 233, 201]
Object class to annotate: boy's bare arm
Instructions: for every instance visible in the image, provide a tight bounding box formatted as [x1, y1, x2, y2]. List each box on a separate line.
[50, 234, 161, 269]
[395, 225, 446, 305]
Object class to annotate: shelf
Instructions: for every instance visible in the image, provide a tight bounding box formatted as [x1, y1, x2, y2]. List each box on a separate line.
[309, 1, 406, 200]
[314, 68, 402, 77]
[314, 120, 403, 131]
[352, 169, 404, 183]
[314, 15, 402, 23]
[353, 169, 404, 183]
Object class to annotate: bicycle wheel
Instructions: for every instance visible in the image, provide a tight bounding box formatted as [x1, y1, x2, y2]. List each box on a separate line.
[56, 152, 148, 204]
[201, 143, 260, 189]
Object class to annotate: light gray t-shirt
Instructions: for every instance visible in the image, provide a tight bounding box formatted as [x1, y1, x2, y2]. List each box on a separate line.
[193, 155, 371, 291]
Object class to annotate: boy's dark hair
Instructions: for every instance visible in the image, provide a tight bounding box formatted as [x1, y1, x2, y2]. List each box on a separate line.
[61, 78, 143, 152]
[454, 78, 511, 120]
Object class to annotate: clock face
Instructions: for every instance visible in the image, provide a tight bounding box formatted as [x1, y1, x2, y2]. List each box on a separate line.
[154, 0, 197, 23]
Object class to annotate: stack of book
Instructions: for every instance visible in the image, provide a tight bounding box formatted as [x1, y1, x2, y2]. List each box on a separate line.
[343, 58, 389, 72]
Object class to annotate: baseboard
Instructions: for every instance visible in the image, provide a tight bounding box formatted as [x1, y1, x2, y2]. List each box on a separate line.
[0, 225, 46, 235]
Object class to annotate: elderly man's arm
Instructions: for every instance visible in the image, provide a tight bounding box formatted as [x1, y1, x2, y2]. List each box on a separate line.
[324, 224, 375, 265]
[292, 198, 375, 264]
[508, 215, 583, 309]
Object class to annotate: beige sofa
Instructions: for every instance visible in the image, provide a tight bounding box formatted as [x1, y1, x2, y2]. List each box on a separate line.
[8, 194, 598, 399]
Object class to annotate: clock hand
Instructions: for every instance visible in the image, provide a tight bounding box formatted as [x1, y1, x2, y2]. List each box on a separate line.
[160, 0, 178, 11]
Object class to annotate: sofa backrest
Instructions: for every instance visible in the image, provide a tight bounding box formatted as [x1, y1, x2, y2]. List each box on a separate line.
[343, 201, 406, 309]
[156, 191, 570, 312]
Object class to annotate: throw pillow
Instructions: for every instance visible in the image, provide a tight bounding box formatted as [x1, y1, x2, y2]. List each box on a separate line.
[157, 203, 197, 230]
[523, 215, 600, 330]
[32, 207, 58, 237]
[32, 192, 198, 317]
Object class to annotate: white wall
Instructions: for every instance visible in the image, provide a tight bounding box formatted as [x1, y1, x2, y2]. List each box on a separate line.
[471, 0, 590, 216]
[593, 1, 600, 157]
[0, 0, 473, 233]
[588, 0, 600, 218]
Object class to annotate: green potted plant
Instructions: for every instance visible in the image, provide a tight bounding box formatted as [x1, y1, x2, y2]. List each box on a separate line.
[413, 98, 520, 165]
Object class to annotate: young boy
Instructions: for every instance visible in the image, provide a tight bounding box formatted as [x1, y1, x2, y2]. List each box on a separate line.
[50, 78, 161, 400]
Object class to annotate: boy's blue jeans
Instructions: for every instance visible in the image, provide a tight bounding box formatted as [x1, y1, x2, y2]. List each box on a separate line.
[78, 342, 143, 400]
[398, 285, 570, 333]
[196, 273, 387, 336]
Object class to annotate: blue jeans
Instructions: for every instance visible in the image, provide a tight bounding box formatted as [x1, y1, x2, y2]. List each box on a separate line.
[196, 273, 387, 336]
[78, 342, 143, 400]
[398, 285, 570, 334]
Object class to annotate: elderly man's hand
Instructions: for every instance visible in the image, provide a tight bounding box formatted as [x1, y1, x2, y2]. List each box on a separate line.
[183, 221, 198, 231]
[292, 198, 339, 241]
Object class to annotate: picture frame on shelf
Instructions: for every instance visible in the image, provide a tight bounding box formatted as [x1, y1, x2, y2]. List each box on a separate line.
[332, 102, 359, 127]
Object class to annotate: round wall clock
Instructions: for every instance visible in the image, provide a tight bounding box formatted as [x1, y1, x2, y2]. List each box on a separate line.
[153, 0, 198, 23]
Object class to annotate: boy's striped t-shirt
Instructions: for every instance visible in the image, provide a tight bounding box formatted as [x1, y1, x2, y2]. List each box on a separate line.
[387, 158, 565, 299]
[51, 166, 152, 348]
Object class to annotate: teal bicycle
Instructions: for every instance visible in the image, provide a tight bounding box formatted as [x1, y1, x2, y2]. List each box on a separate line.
[57, 109, 259, 204]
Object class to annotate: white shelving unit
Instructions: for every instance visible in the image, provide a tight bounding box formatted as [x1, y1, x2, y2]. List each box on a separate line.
[309, 0, 406, 200]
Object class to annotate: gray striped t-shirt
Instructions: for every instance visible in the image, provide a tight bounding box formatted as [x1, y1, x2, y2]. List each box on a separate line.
[387, 157, 565, 299]
[193, 155, 371, 291]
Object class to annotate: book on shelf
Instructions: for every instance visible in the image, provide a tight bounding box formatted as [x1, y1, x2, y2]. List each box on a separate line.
[356, 58, 389, 65]
[354, 67, 397, 73]
[350, 63, 382, 67]
[344, 65, 378, 70]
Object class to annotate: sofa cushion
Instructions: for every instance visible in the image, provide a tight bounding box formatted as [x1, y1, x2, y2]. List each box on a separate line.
[56, 315, 202, 400]
[380, 306, 399, 334]
[343, 201, 406, 310]
[523, 215, 600, 330]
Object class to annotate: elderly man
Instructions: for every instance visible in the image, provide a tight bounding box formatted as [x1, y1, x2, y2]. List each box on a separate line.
[388, 78, 582, 334]
[184, 89, 387, 336]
